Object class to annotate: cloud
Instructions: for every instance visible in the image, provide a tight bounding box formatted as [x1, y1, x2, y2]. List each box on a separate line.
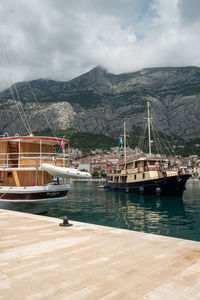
[0, 0, 200, 90]
[178, 0, 200, 24]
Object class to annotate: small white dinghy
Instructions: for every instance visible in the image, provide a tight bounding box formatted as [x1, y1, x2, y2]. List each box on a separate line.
[41, 163, 92, 179]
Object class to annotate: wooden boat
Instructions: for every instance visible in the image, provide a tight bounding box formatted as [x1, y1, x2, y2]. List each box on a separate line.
[0, 135, 87, 212]
[106, 103, 191, 197]
[106, 157, 191, 197]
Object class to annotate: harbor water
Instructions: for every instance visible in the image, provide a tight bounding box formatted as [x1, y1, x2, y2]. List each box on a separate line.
[2, 180, 200, 242]
[43, 180, 200, 242]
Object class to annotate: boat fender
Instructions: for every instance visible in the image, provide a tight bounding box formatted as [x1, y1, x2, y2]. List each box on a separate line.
[177, 176, 181, 182]
[139, 186, 144, 193]
[155, 187, 161, 195]
[126, 169, 128, 174]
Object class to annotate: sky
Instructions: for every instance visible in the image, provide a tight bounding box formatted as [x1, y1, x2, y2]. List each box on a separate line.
[0, 0, 200, 90]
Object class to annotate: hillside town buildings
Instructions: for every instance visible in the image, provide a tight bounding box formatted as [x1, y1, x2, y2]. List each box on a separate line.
[68, 147, 200, 178]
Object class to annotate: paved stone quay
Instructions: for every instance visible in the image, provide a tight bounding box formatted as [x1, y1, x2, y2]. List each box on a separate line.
[0, 209, 200, 299]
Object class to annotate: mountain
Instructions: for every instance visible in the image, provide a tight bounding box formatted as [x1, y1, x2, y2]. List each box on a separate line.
[1, 66, 200, 144]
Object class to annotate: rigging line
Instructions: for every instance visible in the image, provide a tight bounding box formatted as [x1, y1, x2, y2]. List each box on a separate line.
[156, 128, 172, 156]
[151, 117, 166, 155]
[11, 81, 32, 134]
[0, 186, 13, 199]
[0, 32, 32, 135]
[150, 115, 163, 155]
[151, 114, 172, 156]
[152, 111, 175, 155]
[0, 34, 31, 134]
[151, 122, 164, 155]
[2, 72, 32, 135]
[138, 122, 147, 152]
[27, 82, 57, 137]
[138, 103, 148, 152]
[9, 81, 32, 134]
[138, 121, 144, 149]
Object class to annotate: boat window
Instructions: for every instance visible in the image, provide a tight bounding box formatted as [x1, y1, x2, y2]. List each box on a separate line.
[122, 176, 127, 183]
[7, 172, 12, 177]
[114, 177, 119, 183]
[127, 162, 133, 169]
[134, 175, 136, 180]
[149, 161, 156, 166]
[143, 173, 145, 179]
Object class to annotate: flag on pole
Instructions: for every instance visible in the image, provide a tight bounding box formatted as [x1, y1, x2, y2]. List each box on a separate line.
[119, 137, 123, 148]
[60, 138, 65, 152]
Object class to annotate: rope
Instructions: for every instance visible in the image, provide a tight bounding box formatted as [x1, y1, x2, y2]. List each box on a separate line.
[151, 110, 175, 156]
[27, 82, 57, 137]
[10, 79, 32, 134]
[137, 102, 175, 157]
[0, 32, 32, 135]
[138, 122, 148, 153]
[0, 186, 12, 199]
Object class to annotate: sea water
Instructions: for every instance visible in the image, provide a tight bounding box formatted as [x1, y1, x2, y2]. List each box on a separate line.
[45, 180, 200, 242]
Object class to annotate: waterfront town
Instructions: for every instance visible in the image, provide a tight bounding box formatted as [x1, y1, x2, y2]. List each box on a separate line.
[67, 146, 200, 179]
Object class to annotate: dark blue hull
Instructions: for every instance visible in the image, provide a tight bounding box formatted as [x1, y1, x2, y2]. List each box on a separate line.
[106, 174, 191, 197]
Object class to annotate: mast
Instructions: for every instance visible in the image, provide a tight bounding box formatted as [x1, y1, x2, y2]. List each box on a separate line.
[124, 121, 127, 168]
[147, 101, 151, 157]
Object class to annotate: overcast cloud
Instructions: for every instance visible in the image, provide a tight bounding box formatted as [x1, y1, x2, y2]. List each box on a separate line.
[0, 0, 200, 90]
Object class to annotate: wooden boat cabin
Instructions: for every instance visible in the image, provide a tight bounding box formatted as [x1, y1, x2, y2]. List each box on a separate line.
[0, 135, 69, 187]
[107, 157, 176, 184]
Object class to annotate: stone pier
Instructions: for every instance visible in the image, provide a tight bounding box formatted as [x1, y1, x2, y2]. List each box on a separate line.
[0, 209, 200, 299]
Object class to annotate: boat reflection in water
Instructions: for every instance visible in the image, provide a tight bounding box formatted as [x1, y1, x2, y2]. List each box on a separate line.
[0, 197, 65, 215]
[106, 191, 186, 234]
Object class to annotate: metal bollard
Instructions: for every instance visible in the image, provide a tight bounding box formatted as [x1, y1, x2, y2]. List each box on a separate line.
[59, 216, 73, 227]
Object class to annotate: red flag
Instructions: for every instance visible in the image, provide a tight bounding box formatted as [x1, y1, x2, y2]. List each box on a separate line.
[60, 138, 65, 152]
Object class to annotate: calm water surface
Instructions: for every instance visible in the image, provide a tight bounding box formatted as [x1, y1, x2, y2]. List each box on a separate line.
[44, 180, 200, 242]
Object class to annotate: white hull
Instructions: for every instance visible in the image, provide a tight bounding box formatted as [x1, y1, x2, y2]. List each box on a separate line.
[41, 163, 92, 179]
[0, 184, 70, 202]
[0, 184, 70, 213]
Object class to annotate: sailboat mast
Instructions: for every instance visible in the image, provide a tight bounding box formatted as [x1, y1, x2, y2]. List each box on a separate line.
[124, 121, 127, 168]
[147, 101, 151, 157]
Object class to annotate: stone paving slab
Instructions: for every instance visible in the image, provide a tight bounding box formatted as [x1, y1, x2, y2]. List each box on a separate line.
[0, 209, 200, 300]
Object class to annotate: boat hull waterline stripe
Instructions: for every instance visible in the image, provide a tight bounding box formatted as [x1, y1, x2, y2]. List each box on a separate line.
[0, 190, 69, 202]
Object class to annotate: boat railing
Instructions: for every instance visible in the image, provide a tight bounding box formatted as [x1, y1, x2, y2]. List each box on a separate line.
[111, 166, 175, 175]
[0, 152, 69, 169]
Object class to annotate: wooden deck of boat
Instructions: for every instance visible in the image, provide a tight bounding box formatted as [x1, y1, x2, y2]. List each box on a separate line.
[0, 209, 200, 300]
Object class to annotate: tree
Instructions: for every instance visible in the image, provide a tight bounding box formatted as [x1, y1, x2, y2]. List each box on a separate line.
[80, 169, 89, 172]
[92, 170, 99, 178]
[100, 170, 106, 178]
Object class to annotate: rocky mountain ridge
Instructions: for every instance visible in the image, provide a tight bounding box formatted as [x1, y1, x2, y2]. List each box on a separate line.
[0, 66, 200, 141]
